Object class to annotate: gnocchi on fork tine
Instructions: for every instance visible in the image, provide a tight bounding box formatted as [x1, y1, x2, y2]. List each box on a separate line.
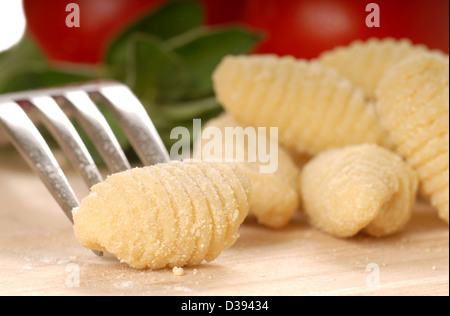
[0, 81, 171, 256]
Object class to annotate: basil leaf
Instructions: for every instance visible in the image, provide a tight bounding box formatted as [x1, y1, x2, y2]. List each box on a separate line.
[159, 97, 221, 121]
[165, 26, 262, 99]
[0, 36, 45, 69]
[106, 0, 203, 79]
[0, 36, 49, 91]
[0, 64, 95, 94]
[127, 34, 190, 105]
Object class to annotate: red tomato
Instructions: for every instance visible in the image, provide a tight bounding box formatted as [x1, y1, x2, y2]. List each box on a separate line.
[243, 0, 449, 59]
[199, 0, 246, 25]
[23, 0, 166, 64]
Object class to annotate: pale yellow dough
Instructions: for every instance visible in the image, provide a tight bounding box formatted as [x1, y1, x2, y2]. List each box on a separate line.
[213, 55, 392, 156]
[194, 113, 300, 228]
[300, 144, 418, 238]
[377, 54, 449, 224]
[73, 161, 250, 269]
[319, 38, 446, 99]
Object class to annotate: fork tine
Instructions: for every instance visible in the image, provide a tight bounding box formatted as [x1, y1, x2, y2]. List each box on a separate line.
[27, 96, 104, 189]
[0, 101, 79, 223]
[55, 90, 131, 174]
[90, 84, 170, 166]
[0, 81, 166, 257]
[0, 101, 103, 257]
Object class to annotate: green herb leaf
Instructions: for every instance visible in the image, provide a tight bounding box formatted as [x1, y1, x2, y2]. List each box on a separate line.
[0, 36, 48, 91]
[106, 0, 203, 79]
[0, 36, 98, 94]
[0, 64, 96, 94]
[159, 97, 221, 121]
[0, 36, 45, 70]
[127, 34, 190, 105]
[165, 26, 262, 99]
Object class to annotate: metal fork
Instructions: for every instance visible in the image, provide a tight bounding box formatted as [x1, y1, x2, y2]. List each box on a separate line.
[0, 81, 170, 256]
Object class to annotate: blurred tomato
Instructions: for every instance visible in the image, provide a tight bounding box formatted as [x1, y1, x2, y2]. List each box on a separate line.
[243, 0, 449, 59]
[23, 0, 167, 64]
[199, 0, 246, 25]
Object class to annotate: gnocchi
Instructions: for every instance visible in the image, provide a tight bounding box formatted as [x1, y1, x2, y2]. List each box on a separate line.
[377, 54, 449, 223]
[300, 144, 418, 238]
[213, 55, 392, 156]
[72, 161, 250, 269]
[319, 38, 444, 99]
[194, 113, 301, 229]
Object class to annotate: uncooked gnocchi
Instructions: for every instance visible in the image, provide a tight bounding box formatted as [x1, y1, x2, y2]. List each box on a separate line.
[72, 161, 250, 269]
[377, 54, 449, 224]
[300, 144, 418, 238]
[319, 38, 444, 99]
[213, 55, 392, 156]
[194, 113, 300, 228]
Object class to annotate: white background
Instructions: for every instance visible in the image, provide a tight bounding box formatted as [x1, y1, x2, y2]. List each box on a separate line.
[0, 0, 26, 52]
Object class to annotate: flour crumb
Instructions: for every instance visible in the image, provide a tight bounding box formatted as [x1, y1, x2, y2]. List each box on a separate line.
[40, 257, 57, 264]
[174, 286, 193, 293]
[172, 266, 185, 276]
[193, 269, 198, 275]
[113, 281, 134, 290]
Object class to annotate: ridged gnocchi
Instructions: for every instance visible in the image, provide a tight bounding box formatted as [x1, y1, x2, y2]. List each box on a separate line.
[73, 161, 250, 269]
[194, 113, 300, 228]
[213, 55, 392, 156]
[377, 54, 449, 224]
[319, 38, 444, 99]
[300, 144, 418, 238]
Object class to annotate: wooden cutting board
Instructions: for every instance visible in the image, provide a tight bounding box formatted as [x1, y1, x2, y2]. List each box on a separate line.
[0, 150, 448, 296]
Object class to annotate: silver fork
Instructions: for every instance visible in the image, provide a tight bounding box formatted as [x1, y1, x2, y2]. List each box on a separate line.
[0, 81, 170, 256]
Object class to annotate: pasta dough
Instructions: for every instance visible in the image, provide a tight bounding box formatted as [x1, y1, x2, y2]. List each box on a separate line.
[300, 144, 418, 238]
[72, 161, 250, 269]
[213, 55, 392, 156]
[377, 54, 449, 224]
[194, 113, 300, 228]
[319, 38, 444, 99]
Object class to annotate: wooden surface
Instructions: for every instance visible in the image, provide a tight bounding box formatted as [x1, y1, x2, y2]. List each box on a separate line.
[0, 150, 448, 296]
